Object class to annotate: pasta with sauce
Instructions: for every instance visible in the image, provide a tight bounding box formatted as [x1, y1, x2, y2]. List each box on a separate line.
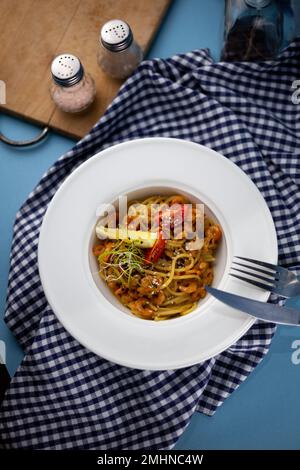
[93, 195, 221, 321]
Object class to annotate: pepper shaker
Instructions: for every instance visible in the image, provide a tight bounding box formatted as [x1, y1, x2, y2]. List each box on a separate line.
[50, 54, 96, 113]
[97, 19, 143, 79]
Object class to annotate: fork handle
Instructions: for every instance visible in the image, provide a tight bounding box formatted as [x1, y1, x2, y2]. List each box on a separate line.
[284, 282, 300, 298]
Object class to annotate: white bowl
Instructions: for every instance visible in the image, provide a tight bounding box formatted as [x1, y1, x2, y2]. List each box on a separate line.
[38, 138, 277, 369]
[88, 183, 229, 322]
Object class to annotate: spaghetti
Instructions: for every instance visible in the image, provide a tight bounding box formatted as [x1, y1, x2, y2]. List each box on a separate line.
[93, 195, 222, 321]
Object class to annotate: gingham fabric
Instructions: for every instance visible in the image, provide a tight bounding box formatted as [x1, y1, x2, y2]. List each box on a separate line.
[0, 39, 299, 450]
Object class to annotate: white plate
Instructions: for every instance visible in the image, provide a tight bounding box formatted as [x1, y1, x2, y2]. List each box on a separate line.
[38, 138, 277, 370]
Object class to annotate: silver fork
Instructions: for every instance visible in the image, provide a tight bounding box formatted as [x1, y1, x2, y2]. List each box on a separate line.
[230, 256, 300, 298]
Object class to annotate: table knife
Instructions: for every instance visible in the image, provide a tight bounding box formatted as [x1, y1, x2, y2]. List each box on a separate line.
[206, 286, 300, 326]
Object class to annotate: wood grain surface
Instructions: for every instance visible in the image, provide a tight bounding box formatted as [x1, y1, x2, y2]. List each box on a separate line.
[0, 0, 171, 138]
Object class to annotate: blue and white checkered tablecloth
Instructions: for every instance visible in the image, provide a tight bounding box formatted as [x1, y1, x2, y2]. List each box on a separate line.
[0, 40, 299, 449]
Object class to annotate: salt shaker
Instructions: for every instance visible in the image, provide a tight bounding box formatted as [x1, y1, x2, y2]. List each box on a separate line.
[97, 19, 143, 79]
[50, 54, 96, 113]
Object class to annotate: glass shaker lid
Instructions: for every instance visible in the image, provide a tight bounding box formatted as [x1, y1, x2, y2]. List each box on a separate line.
[51, 54, 84, 87]
[245, 0, 272, 7]
[100, 19, 133, 52]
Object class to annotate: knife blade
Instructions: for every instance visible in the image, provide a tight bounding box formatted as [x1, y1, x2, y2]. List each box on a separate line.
[206, 286, 300, 326]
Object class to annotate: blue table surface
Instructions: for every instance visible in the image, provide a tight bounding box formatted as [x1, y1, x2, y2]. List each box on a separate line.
[1, 0, 300, 450]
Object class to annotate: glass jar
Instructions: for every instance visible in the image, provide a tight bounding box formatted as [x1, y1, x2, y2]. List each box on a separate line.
[222, 0, 283, 61]
[50, 54, 96, 113]
[97, 19, 143, 79]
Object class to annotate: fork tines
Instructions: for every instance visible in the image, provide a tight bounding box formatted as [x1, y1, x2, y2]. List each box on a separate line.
[230, 256, 278, 291]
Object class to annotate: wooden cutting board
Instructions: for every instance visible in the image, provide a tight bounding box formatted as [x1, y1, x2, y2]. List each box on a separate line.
[0, 0, 171, 139]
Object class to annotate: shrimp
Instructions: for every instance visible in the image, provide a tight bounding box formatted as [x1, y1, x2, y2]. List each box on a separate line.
[198, 261, 208, 272]
[203, 270, 213, 286]
[115, 286, 126, 296]
[138, 275, 163, 295]
[129, 274, 141, 288]
[107, 281, 118, 290]
[191, 287, 206, 301]
[178, 281, 198, 293]
[101, 241, 115, 263]
[113, 286, 139, 304]
[93, 244, 105, 257]
[169, 195, 185, 205]
[120, 292, 138, 304]
[205, 225, 222, 244]
[128, 298, 156, 319]
[152, 291, 166, 306]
